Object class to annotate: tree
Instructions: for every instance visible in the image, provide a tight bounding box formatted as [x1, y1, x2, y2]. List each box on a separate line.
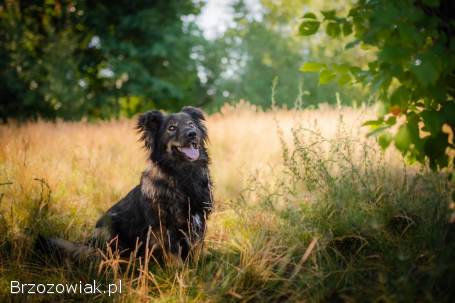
[203, 0, 366, 111]
[299, 0, 455, 170]
[0, 0, 209, 121]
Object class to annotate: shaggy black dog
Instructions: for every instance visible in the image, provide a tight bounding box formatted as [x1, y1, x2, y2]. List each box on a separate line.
[39, 106, 213, 261]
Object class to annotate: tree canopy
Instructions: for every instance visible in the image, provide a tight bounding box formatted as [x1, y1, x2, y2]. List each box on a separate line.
[204, 0, 366, 111]
[299, 0, 455, 170]
[1, 0, 369, 121]
[0, 0, 208, 121]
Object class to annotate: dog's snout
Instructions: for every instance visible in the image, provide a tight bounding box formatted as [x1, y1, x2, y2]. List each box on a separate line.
[186, 130, 197, 139]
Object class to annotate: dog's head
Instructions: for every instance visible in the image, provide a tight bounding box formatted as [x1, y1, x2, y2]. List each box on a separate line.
[137, 106, 208, 164]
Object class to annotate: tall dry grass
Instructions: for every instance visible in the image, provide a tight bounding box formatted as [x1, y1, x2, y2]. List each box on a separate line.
[0, 102, 378, 214]
[0, 103, 453, 302]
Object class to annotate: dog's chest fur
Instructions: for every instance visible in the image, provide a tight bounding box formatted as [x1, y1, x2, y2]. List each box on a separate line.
[141, 162, 211, 233]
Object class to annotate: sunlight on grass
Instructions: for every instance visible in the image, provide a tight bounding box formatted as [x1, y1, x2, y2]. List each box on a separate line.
[0, 103, 453, 302]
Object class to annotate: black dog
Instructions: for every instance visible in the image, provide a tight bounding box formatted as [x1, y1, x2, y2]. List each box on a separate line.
[40, 106, 213, 261]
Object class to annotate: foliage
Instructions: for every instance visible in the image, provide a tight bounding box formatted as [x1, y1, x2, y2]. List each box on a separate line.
[0, 0, 371, 120]
[0, 0, 208, 121]
[299, 0, 455, 170]
[204, 0, 367, 111]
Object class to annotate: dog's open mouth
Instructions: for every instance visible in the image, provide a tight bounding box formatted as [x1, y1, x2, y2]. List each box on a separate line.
[175, 143, 200, 161]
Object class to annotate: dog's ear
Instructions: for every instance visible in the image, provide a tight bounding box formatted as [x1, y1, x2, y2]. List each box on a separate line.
[182, 106, 205, 122]
[137, 110, 164, 149]
[182, 106, 207, 141]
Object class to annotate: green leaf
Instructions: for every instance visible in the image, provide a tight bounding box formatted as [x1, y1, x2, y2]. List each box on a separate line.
[362, 119, 384, 127]
[368, 62, 378, 71]
[337, 73, 352, 86]
[300, 62, 326, 72]
[407, 113, 423, 149]
[421, 110, 443, 134]
[410, 59, 439, 87]
[395, 124, 411, 152]
[303, 12, 317, 19]
[390, 86, 410, 109]
[299, 20, 320, 36]
[319, 70, 336, 84]
[348, 66, 362, 75]
[333, 64, 350, 74]
[367, 126, 390, 137]
[378, 132, 393, 149]
[399, 23, 423, 46]
[424, 131, 449, 169]
[326, 22, 341, 38]
[321, 10, 336, 20]
[385, 116, 397, 126]
[441, 102, 455, 125]
[342, 22, 353, 36]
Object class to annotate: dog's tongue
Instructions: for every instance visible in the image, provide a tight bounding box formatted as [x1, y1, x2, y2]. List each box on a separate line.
[179, 146, 200, 161]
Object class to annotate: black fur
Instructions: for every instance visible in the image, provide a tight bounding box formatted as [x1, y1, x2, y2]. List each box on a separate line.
[40, 107, 213, 261]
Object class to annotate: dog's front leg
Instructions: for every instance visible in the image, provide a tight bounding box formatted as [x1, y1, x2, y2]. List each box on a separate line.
[166, 227, 190, 260]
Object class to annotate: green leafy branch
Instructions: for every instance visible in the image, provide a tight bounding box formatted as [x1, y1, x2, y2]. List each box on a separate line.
[298, 0, 455, 171]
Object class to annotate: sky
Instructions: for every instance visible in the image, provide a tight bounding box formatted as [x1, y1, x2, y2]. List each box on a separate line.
[197, 0, 262, 39]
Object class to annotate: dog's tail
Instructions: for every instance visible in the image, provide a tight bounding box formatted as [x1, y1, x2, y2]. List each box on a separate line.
[35, 235, 99, 262]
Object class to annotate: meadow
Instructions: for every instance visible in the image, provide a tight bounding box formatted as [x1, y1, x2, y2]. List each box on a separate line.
[0, 103, 454, 302]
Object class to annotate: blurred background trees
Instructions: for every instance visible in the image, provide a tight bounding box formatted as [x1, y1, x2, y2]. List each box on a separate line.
[0, 0, 367, 121]
[0, 0, 207, 120]
[202, 0, 367, 111]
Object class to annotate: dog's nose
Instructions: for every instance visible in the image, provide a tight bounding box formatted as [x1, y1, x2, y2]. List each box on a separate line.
[186, 130, 197, 139]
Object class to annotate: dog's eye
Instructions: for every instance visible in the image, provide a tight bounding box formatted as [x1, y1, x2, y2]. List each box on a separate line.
[168, 125, 177, 131]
